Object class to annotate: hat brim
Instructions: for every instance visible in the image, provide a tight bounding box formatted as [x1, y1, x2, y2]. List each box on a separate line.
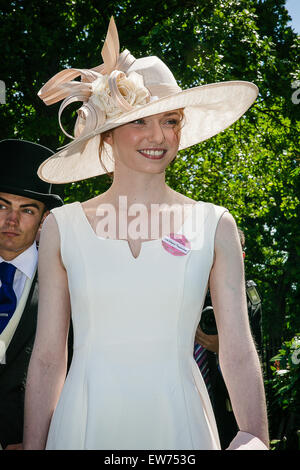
[0, 185, 64, 210]
[38, 80, 258, 184]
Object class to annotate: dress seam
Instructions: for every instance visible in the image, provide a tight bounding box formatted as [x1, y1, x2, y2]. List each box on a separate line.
[71, 206, 91, 450]
[62, 203, 90, 449]
[175, 249, 196, 450]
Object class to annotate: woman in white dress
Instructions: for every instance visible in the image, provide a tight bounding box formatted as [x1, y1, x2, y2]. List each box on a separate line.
[23, 18, 269, 450]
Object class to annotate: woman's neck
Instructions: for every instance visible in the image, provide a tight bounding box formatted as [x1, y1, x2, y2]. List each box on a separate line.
[104, 170, 173, 208]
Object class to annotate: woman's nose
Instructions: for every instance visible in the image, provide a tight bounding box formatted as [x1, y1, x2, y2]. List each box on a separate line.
[147, 121, 165, 144]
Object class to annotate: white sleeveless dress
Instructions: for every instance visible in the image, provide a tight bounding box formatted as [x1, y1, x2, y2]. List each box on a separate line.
[46, 200, 227, 450]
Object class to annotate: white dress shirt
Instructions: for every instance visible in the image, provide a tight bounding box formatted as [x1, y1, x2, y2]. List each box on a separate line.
[0, 242, 38, 306]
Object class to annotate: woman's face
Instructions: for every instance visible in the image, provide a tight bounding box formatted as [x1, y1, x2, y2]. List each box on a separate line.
[104, 110, 182, 174]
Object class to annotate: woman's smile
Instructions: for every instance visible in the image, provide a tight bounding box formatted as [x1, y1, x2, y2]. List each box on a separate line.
[137, 148, 167, 160]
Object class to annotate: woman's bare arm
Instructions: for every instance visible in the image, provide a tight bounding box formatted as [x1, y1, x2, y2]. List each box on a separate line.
[209, 212, 269, 448]
[23, 213, 71, 450]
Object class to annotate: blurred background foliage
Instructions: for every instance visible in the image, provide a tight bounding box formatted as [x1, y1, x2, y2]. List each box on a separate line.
[1, 0, 299, 448]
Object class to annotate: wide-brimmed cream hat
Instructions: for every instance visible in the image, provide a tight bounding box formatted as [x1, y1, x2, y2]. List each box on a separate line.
[37, 17, 258, 184]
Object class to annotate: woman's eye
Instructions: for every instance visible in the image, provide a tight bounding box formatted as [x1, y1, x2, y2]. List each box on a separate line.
[163, 119, 180, 127]
[131, 119, 145, 125]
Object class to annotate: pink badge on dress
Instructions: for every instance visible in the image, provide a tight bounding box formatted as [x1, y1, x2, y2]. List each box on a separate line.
[161, 233, 191, 256]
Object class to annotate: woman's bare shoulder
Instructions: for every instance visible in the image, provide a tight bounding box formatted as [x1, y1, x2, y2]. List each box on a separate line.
[215, 211, 240, 254]
[217, 210, 237, 232]
[42, 212, 59, 232]
[168, 189, 199, 206]
[81, 194, 106, 209]
[39, 212, 61, 252]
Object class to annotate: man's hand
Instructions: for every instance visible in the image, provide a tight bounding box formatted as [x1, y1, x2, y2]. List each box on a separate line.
[195, 325, 219, 353]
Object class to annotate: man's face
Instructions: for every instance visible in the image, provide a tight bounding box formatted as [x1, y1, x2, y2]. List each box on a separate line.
[0, 192, 47, 260]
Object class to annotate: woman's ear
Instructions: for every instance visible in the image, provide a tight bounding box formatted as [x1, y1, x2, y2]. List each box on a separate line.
[103, 131, 113, 146]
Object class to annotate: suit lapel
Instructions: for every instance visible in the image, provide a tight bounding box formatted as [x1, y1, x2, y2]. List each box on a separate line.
[0, 273, 38, 370]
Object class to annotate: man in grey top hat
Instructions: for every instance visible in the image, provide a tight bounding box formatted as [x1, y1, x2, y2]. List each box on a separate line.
[0, 139, 63, 450]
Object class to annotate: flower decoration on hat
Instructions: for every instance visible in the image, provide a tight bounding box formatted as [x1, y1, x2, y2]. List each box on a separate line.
[38, 17, 151, 141]
[90, 71, 150, 121]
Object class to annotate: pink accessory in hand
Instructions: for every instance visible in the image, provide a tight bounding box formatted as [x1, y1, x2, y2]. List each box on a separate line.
[226, 431, 269, 450]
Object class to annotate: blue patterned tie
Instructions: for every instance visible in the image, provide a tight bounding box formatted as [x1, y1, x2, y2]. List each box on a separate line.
[0, 262, 17, 334]
[194, 343, 212, 396]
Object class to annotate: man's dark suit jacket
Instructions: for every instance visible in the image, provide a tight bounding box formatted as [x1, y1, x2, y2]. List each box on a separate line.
[0, 275, 38, 448]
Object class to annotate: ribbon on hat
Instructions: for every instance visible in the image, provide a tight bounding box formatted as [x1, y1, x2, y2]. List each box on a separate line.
[38, 17, 146, 141]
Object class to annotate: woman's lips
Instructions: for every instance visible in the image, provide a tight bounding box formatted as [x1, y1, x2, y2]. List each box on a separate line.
[138, 149, 167, 160]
